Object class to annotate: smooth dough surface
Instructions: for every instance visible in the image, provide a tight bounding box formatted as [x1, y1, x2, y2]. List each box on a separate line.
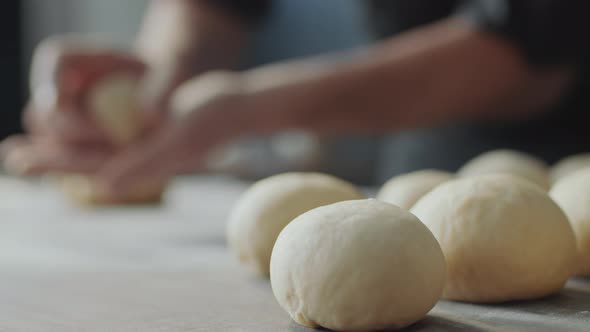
[411, 174, 576, 303]
[550, 169, 590, 276]
[271, 199, 446, 331]
[458, 150, 550, 190]
[227, 173, 362, 276]
[89, 73, 142, 145]
[377, 170, 453, 209]
[551, 154, 590, 184]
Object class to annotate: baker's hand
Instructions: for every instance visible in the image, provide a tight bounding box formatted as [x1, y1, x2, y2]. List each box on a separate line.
[1, 38, 149, 176]
[98, 71, 249, 199]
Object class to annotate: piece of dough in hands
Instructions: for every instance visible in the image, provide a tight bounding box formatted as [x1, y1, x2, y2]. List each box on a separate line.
[63, 72, 166, 205]
[30, 38, 166, 205]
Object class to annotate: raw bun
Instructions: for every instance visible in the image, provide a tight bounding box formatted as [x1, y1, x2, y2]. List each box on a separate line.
[551, 154, 590, 184]
[458, 149, 550, 190]
[227, 173, 363, 276]
[412, 175, 576, 302]
[411, 174, 576, 303]
[270, 199, 446, 331]
[550, 168, 590, 276]
[377, 170, 453, 209]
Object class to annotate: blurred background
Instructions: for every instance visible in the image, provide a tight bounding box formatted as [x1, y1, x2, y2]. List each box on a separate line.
[6, 0, 387, 185]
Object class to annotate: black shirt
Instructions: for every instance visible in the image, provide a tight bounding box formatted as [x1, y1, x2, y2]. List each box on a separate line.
[207, 0, 590, 174]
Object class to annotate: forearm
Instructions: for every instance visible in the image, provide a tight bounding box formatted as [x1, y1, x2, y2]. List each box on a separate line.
[240, 18, 572, 136]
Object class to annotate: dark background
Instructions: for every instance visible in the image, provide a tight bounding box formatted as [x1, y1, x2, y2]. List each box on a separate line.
[0, 1, 23, 138]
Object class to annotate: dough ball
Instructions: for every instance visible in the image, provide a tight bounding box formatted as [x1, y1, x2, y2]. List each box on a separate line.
[89, 73, 142, 145]
[458, 149, 550, 190]
[60, 175, 165, 206]
[411, 174, 576, 303]
[270, 199, 446, 331]
[227, 173, 363, 276]
[551, 154, 590, 184]
[377, 170, 453, 209]
[550, 169, 590, 276]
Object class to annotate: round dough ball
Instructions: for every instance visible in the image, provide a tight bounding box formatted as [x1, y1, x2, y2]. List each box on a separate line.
[227, 173, 363, 276]
[551, 154, 590, 184]
[377, 170, 453, 209]
[271, 199, 446, 331]
[550, 169, 590, 276]
[458, 150, 550, 190]
[411, 174, 576, 303]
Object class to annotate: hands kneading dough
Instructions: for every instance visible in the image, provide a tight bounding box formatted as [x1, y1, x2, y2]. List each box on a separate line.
[271, 199, 445, 331]
[550, 168, 590, 276]
[458, 149, 550, 190]
[227, 173, 363, 276]
[412, 174, 576, 303]
[29, 39, 166, 205]
[60, 72, 166, 205]
[377, 170, 453, 210]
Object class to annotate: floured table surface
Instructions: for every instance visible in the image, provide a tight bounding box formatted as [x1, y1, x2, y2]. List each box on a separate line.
[0, 175, 589, 332]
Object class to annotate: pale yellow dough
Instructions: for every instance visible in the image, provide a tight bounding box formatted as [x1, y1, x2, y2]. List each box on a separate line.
[88, 74, 142, 144]
[226, 173, 363, 276]
[271, 199, 446, 331]
[62, 73, 165, 205]
[550, 168, 590, 276]
[60, 175, 164, 206]
[377, 170, 453, 209]
[411, 174, 576, 303]
[458, 149, 550, 190]
[30, 38, 165, 205]
[551, 154, 590, 184]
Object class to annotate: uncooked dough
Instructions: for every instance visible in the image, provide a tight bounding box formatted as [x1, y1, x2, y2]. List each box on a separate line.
[88, 73, 142, 145]
[551, 154, 590, 184]
[62, 73, 166, 205]
[411, 174, 576, 303]
[59, 174, 165, 206]
[458, 149, 550, 190]
[550, 169, 590, 276]
[270, 199, 446, 331]
[226, 173, 363, 276]
[377, 170, 453, 209]
[29, 38, 165, 205]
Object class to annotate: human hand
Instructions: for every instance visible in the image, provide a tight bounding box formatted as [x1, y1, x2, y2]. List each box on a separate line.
[98, 71, 249, 199]
[1, 37, 148, 176]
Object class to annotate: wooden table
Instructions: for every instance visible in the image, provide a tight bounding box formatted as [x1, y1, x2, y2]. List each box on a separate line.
[0, 176, 589, 331]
